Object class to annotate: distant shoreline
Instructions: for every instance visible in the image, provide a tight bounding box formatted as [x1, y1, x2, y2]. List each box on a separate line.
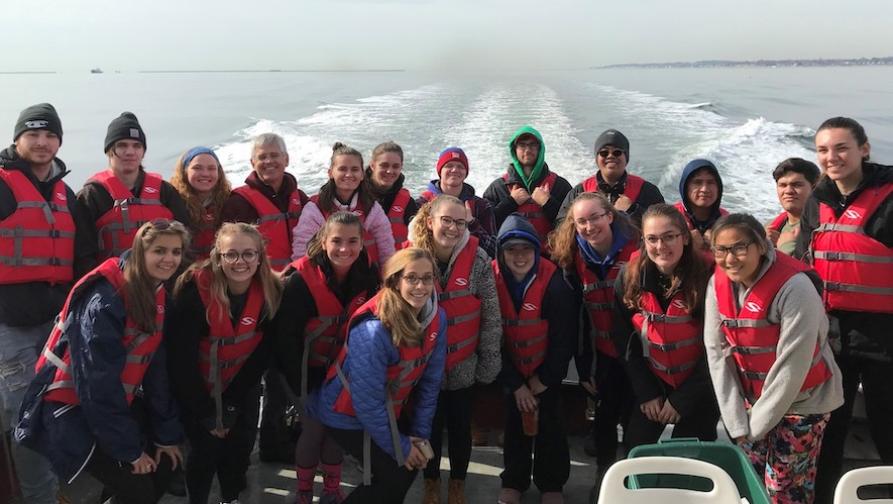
[595, 56, 893, 69]
[139, 69, 406, 74]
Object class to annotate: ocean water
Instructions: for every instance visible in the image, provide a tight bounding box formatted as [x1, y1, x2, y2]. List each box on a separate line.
[1, 66, 891, 221]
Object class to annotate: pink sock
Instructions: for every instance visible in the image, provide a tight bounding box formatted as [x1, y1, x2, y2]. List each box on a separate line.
[321, 462, 342, 494]
[296, 465, 316, 493]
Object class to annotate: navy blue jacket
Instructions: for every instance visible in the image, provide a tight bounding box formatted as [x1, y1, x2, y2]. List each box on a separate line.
[16, 261, 182, 482]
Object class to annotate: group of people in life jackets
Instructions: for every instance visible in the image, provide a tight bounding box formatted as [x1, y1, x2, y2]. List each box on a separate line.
[0, 100, 890, 504]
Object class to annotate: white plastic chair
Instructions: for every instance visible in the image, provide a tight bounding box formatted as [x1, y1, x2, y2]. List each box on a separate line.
[597, 456, 743, 504]
[834, 466, 893, 504]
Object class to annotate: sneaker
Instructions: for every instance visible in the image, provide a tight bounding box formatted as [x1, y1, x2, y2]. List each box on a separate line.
[220, 500, 240, 504]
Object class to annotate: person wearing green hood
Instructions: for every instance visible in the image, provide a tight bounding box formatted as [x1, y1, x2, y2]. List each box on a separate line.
[556, 129, 664, 227]
[483, 126, 572, 249]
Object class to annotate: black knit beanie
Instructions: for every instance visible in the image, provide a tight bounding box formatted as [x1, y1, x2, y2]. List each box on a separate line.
[14, 103, 63, 144]
[104, 112, 146, 153]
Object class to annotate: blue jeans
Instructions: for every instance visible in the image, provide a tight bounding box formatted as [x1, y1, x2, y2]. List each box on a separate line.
[0, 321, 59, 504]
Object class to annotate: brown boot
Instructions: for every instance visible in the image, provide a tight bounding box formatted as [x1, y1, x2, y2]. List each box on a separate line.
[422, 478, 440, 504]
[447, 479, 466, 504]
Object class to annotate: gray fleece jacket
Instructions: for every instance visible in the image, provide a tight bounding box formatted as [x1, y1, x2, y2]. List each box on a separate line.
[704, 247, 844, 441]
[410, 229, 502, 390]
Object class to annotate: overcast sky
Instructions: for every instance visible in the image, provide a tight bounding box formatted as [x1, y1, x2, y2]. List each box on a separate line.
[8, 0, 891, 71]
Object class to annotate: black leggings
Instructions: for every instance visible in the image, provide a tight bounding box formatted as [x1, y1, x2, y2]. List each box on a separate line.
[591, 353, 634, 467]
[423, 387, 474, 481]
[184, 387, 260, 503]
[328, 427, 417, 503]
[501, 386, 570, 493]
[86, 446, 175, 504]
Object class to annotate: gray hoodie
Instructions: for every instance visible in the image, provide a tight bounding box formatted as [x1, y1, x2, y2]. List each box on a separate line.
[704, 246, 844, 441]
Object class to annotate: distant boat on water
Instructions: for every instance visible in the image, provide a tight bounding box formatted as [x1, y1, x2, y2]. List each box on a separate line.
[90, 68, 103, 74]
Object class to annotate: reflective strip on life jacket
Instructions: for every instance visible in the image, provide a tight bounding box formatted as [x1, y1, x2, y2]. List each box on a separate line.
[576, 241, 637, 358]
[232, 184, 305, 271]
[631, 289, 703, 388]
[810, 183, 893, 313]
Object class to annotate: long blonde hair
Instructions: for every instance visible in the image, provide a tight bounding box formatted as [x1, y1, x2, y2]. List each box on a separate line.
[548, 192, 640, 270]
[125, 219, 191, 332]
[377, 248, 438, 347]
[175, 223, 283, 324]
[409, 194, 464, 254]
[169, 148, 232, 231]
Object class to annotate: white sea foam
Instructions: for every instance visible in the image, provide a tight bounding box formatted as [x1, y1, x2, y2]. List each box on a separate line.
[588, 84, 814, 220]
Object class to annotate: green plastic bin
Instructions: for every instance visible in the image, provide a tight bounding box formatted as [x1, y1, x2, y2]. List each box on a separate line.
[627, 438, 770, 504]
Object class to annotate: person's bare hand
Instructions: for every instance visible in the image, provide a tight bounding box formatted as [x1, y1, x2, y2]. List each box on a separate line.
[657, 400, 681, 424]
[766, 226, 781, 245]
[514, 385, 538, 413]
[404, 444, 427, 470]
[510, 185, 531, 206]
[131, 452, 156, 475]
[640, 397, 664, 423]
[531, 183, 551, 207]
[614, 195, 633, 212]
[776, 223, 800, 250]
[155, 445, 184, 471]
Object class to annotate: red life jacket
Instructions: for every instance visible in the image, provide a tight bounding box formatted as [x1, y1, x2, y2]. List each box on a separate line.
[194, 268, 264, 397]
[576, 240, 638, 358]
[714, 253, 833, 401]
[673, 201, 729, 230]
[0, 169, 75, 285]
[493, 258, 556, 378]
[809, 183, 893, 314]
[89, 170, 174, 260]
[581, 173, 645, 204]
[191, 207, 217, 261]
[289, 256, 368, 397]
[36, 258, 165, 406]
[310, 194, 380, 266]
[502, 171, 558, 246]
[231, 185, 305, 271]
[388, 188, 412, 248]
[631, 289, 703, 389]
[767, 212, 788, 233]
[419, 189, 478, 217]
[328, 295, 440, 419]
[437, 235, 482, 371]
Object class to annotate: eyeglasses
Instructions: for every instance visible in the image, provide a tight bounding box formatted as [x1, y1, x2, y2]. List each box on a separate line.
[644, 232, 683, 246]
[712, 242, 753, 258]
[575, 212, 610, 227]
[438, 215, 468, 230]
[219, 250, 260, 264]
[516, 141, 539, 151]
[401, 274, 435, 286]
[597, 149, 625, 158]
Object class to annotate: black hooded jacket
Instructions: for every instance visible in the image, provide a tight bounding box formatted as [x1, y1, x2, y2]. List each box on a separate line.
[796, 162, 893, 360]
[494, 214, 578, 392]
[0, 145, 97, 326]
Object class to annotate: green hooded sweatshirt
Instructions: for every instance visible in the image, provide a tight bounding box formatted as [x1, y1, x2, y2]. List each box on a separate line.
[508, 125, 546, 190]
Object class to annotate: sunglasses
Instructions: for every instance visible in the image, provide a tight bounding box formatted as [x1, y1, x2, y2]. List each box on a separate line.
[597, 149, 625, 158]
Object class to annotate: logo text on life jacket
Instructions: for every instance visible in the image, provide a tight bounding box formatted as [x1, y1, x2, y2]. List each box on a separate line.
[672, 299, 687, 310]
[392, 205, 403, 213]
[157, 305, 165, 314]
[454, 278, 468, 287]
[55, 192, 66, 201]
[522, 303, 537, 311]
[144, 186, 158, 194]
[844, 209, 862, 220]
[241, 317, 256, 325]
[428, 331, 438, 341]
[744, 301, 762, 313]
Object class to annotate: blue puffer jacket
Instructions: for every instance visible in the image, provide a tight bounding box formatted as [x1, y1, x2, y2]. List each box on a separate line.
[15, 256, 182, 483]
[308, 296, 446, 461]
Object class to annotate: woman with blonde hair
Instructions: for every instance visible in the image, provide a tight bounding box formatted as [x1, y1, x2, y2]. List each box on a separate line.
[18, 219, 189, 504]
[411, 194, 501, 504]
[309, 248, 447, 503]
[276, 211, 380, 503]
[547, 192, 639, 500]
[166, 222, 282, 504]
[169, 146, 232, 261]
